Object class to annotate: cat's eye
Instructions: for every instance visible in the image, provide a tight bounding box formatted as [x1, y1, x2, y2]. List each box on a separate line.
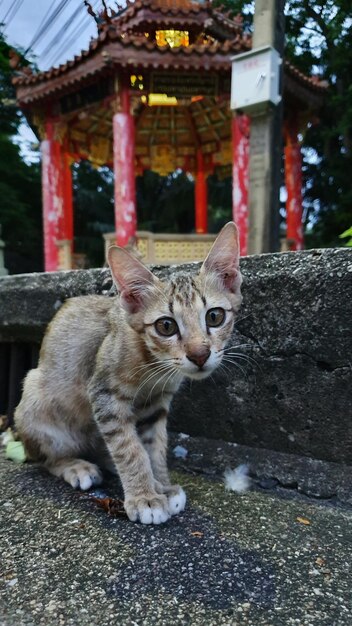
[155, 317, 178, 337]
[206, 308, 225, 328]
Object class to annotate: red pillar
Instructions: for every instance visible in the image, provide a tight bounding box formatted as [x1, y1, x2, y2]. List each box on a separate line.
[61, 153, 74, 252]
[41, 121, 63, 271]
[113, 85, 137, 247]
[195, 149, 208, 234]
[284, 122, 304, 250]
[232, 114, 250, 256]
[41, 122, 74, 270]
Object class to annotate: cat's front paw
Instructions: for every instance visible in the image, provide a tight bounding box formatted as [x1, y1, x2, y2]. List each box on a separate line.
[124, 493, 170, 525]
[166, 485, 187, 516]
[153, 482, 187, 516]
[61, 460, 103, 491]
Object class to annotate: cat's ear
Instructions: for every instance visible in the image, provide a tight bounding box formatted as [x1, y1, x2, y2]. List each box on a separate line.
[200, 222, 241, 293]
[108, 246, 158, 314]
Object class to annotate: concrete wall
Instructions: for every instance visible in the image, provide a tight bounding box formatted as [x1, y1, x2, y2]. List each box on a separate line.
[0, 248, 351, 464]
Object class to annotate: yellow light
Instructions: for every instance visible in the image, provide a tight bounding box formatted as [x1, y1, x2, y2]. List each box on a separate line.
[148, 93, 178, 106]
[155, 30, 189, 48]
[130, 74, 144, 90]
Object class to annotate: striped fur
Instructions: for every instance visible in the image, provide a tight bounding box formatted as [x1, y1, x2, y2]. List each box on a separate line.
[15, 223, 242, 524]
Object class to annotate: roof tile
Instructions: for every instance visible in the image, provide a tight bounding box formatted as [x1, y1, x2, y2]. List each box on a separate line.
[12, 0, 327, 100]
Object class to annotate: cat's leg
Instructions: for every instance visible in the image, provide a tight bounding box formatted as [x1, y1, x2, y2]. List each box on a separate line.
[46, 457, 103, 490]
[90, 387, 170, 524]
[15, 369, 103, 491]
[137, 413, 186, 517]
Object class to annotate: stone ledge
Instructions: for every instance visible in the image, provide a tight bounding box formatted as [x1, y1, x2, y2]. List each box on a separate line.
[0, 248, 351, 464]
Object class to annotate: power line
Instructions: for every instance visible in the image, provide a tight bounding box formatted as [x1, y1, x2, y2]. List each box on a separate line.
[1, 0, 21, 24]
[47, 0, 100, 68]
[48, 15, 92, 67]
[3, 0, 25, 32]
[0, 0, 9, 14]
[25, 0, 74, 53]
[25, 0, 60, 52]
[40, 2, 86, 59]
[30, 0, 73, 50]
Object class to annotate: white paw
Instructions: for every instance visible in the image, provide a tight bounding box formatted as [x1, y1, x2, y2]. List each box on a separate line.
[139, 507, 169, 525]
[63, 462, 103, 491]
[168, 487, 187, 516]
[125, 494, 170, 525]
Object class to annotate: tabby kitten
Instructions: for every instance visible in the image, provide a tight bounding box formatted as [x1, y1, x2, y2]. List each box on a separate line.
[15, 222, 242, 524]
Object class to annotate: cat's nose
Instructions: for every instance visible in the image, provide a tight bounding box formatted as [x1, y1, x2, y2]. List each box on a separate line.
[186, 348, 211, 368]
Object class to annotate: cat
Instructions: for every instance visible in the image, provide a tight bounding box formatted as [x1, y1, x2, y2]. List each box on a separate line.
[15, 222, 242, 525]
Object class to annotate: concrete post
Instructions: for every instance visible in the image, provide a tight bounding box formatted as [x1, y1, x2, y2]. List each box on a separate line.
[247, 0, 285, 255]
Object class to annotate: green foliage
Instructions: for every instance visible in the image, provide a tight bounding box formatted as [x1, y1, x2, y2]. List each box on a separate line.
[0, 30, 33, 135]
[215, 1, 352, 248]
[137, 169, 195, 233]
[0, 36, 20, 135]
[0, 31, 42, 273]
[285, 0, 352, 247]
[72, 161, 115, 268]
[339, 226, 352, 247]
[207, 174, 232, 232]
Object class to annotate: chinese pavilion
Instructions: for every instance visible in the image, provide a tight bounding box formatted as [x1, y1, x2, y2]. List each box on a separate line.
[13, 0, 326, 271]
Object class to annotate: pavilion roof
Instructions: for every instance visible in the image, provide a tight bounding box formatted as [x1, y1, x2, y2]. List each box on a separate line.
[13, 0, 327, 108]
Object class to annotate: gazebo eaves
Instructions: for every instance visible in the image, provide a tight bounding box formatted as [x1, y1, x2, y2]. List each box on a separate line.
[109, 1, 243, 38]
[13, 34, 250, 105]
[285, 60, 329, 93]
[110, 0, 212, 25]
[12, 0, 328, 108]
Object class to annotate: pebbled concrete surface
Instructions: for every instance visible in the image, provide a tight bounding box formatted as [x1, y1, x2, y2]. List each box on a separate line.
[1, 451, 351, 626]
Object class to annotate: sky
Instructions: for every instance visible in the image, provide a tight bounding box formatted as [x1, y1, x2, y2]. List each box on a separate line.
[1, 0, 117, 158]
[2, 0, 103, 71]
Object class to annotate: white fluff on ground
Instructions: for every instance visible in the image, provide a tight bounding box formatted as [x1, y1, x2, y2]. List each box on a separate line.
[224, 464, 251, 494]
[0, 429, 15, 447]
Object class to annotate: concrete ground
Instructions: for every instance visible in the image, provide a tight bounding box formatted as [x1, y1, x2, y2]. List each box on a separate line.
[0, 451, 351, 626]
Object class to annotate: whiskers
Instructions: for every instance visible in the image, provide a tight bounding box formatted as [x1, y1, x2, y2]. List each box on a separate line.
[219, 344, 260, 383]
[131, 358, 181, 407]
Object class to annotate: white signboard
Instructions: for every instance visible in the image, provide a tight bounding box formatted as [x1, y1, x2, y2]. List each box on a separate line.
[231, 46, 282, 113]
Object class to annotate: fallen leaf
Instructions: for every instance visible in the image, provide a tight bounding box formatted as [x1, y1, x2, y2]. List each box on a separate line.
[315, 557, 325, 567]
[90, 496, 126, 517]
[296, 516, 311, 525]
